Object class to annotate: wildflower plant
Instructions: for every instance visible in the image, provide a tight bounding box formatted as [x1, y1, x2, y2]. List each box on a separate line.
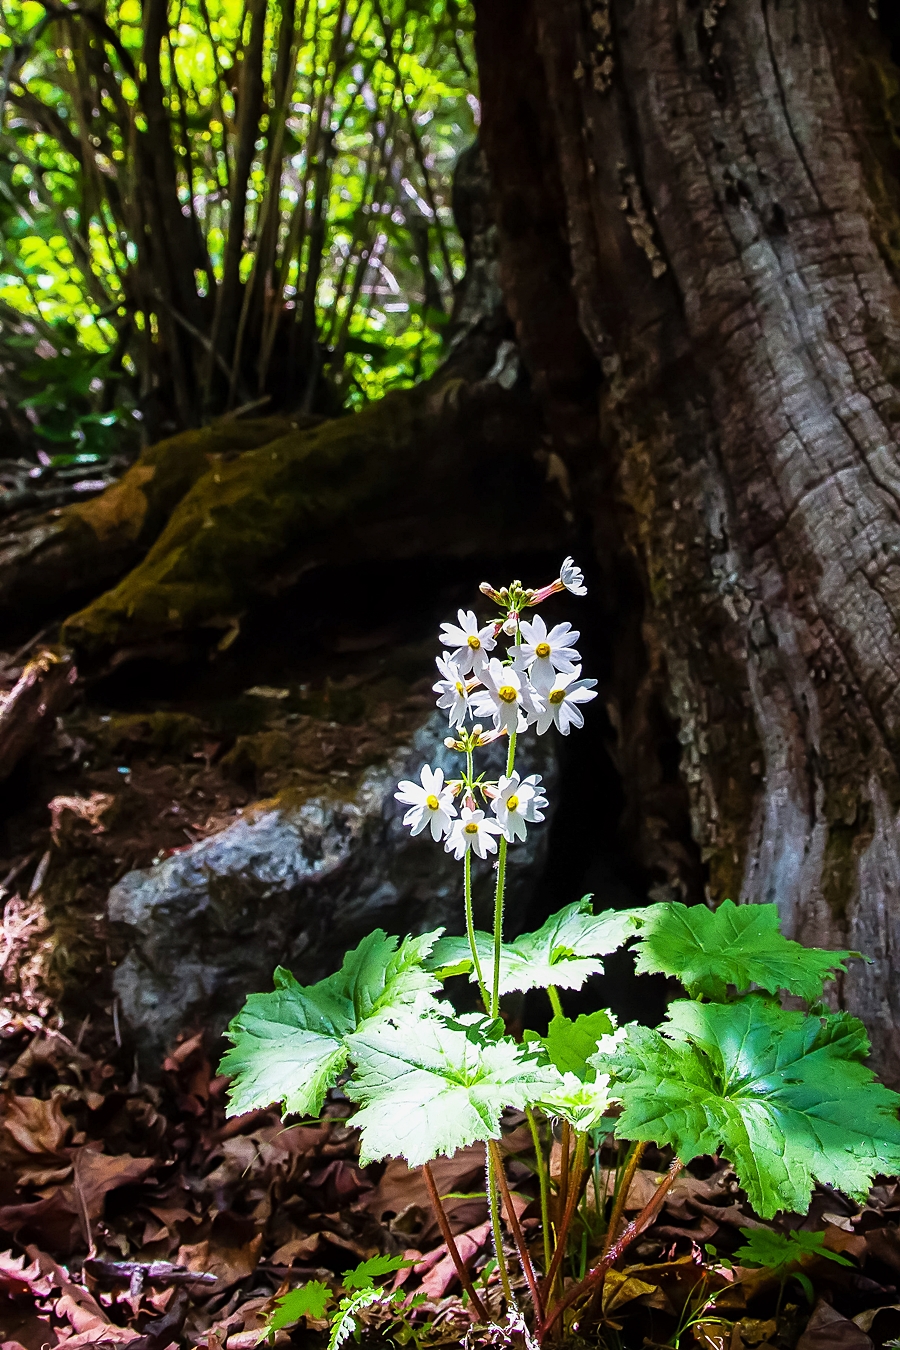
[222, 559, 900, 1346]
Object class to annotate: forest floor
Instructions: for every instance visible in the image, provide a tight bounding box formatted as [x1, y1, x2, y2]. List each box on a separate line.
[3, 994, 900, 1350]
[0, 498, 899, 1350]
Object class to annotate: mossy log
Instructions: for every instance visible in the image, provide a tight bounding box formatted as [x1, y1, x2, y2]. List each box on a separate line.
[0, 416, 300, 616]
[60, 353, 559, 666]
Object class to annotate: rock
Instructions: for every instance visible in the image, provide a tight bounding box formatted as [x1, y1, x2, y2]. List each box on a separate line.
[108, 713, 558, 1061]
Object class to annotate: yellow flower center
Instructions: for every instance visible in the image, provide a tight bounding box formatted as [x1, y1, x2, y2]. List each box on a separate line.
[506, 795, 519, 812]
[464, 822, 479, 834]
[549, 688, 566, 704]
[455, 681, 465, 694]
[467, 634, 481, 649]
[535, 642, 551, 658]
[498, 685, 518, 703]
[426, 794, 440, 810]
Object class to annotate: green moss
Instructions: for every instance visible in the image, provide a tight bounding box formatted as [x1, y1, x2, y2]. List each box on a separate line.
[100, 710, 208, 759]
[62, 391, 425, 657]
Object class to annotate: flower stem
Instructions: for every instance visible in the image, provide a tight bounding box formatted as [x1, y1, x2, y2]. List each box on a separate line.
[462, 745, 488, 1011]
[487, 1144, 514, 1305]
[423, 1161, 491, 1324]
[464, 850, 488, 1010]
[490, 1139, 545, 1326]
[527, 1106, 552, 1276]
[490, 729, 517, 1018]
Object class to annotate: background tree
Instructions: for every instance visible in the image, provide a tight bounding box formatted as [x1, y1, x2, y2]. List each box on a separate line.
[3, 0, 900, 1086]
[0, 0, 474, 442]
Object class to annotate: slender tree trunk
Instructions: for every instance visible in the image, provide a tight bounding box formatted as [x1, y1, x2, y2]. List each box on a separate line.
[476, 0, 900, 1078]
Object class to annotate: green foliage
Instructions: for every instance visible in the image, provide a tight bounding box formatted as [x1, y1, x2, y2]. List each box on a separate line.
[0, 0, 476, 430]
[594, 997, 900, 1218]
[633, 899, 858, 1001]
[734, 1227, 853, 1273]
[220, 929, 442, 1117]
[257, 1257, 415, 1348]
[541, 1010, 616, 1079]
[346, 1009, 557, 1166]
[342, 1255, 416, 1290]
[426, 900, 641, 994]
[259, 1281, 330, 1342]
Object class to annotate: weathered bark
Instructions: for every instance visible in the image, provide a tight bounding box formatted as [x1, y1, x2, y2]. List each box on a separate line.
[477, 0, 900, 1076]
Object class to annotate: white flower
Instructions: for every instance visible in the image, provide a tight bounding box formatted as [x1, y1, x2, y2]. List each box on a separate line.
[469, 658, 541, 735]
[491, 771, 547, 842]
[445, 806, 505, 860]
[519, 773, 549, 821]
[560, 556, 587, 596]
[433, 653, 471, 728]
[534, 665, 597, 735]
[394, 764, 457, 841]
[518, 615, 581, 694]
[438, 609, 496, 675]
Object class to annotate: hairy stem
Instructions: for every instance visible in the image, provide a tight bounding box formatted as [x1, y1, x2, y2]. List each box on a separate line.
[602, 1140, 647, 1257]
[423, 1161, 492, 1324]
[490, 728, 517, 1018]
[540, 1157, 684, 1342]
[465, 849, 488, 1010]
[527, 1106, 552, 1276]
[490, 1139, 545, 1325]
[547, 984, 563, 1019]
[487, 1146, 514, 1305]
[540, 1131, 587, 1304]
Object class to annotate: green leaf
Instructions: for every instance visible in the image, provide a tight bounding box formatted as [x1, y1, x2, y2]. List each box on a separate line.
[342, 1255, 416, 1291]
[220, 929, 443, 1118]
[345, 1009, 559, 1166]
[633, 899, 858, 1001]
[329, 1288, 382, 1350]
[594, 997, 900, 1218]
[259, 1281, 331, 1341]
[426, 901, 641, 994]
[541, 1010, 616, 1079]
[734, 1227, 853, 1272]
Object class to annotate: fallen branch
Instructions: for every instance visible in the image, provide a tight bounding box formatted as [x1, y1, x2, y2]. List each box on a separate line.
[0, 651, 77, 781]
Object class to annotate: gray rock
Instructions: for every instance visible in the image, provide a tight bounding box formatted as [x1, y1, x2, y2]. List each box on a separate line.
[108, 713, 557, 1061]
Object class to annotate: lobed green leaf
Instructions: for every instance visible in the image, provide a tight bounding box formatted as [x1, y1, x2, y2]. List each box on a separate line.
[426, 900, 641, 994]
[345, 1009, 559, 1167]
[594, 997, 900, 1218]
[633, 899, 858, 1001]
[734, 1227, 853, 1273]
[220, 929, 443, 1119]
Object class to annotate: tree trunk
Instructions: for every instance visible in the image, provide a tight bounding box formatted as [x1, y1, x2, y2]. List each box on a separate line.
[476, 0, 900, 1078]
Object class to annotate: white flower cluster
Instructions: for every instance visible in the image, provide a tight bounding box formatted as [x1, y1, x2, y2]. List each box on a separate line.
[395, 559, 596, 856]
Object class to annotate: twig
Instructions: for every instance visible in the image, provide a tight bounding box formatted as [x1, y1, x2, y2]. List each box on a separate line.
[422, 1161, 492, 1324]
[489, 1139, 545, 1326]
[539, 1156, 683, 1342]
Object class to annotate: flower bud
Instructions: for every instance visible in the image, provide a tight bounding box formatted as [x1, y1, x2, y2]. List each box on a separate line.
[479, 581, 503, 602]
[444, 736, 463, 750]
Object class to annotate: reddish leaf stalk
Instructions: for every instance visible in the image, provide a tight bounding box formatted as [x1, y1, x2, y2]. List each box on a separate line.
[539, 1130, 588, 1305]
[422, 1161, 492, 1325]
[539, 1156, 684, 1342]
[489, 1139, 545, 1326]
